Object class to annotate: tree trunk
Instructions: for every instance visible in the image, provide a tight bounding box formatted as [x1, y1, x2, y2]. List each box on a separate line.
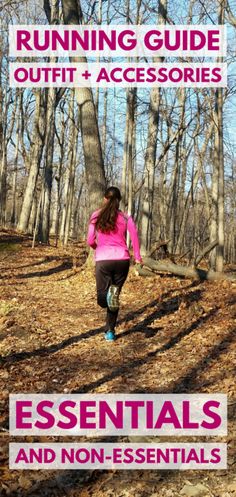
[94, 0, 102, 117]
[0, 55, 5, 225]
[39, 87, 57, 243]
[127, 88, 136, 217]
[0, 148, 7, 225]
[216, 85, 224, 272]
[121, 92, 129, 211]
[11, 108, 20, 226]
[71, 177, 84, 239]
[17, 90, 45, 232]
[64, 111, 79, 246]
[50, 114, 66, 241]
[102, 88, 108, 169]
[140, 0, 167, 254]
[59, 93, 75, 244]
[210, 0, 225, 272]
[61, 0, 106, 213]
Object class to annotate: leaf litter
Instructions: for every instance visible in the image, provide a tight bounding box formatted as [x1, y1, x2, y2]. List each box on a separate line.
[0, 232, 235, 496]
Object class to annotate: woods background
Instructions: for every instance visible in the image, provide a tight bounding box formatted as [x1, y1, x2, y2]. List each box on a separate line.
[0, 0, 236, 271]
[0, 2, 236, 495]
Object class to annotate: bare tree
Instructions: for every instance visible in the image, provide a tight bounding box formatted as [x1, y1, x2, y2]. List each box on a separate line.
[61, 0, 106, 213]
[140, 0, 167, 253]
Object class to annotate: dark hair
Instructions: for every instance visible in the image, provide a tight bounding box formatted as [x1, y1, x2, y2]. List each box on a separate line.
[95, 186, 121, 233]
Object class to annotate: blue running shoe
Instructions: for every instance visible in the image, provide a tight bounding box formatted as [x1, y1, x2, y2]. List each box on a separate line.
[104, 330, 116, 341]
[107, 285, 120, 311]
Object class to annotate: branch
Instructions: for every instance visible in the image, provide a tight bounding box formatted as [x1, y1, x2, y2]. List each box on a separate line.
[43, 0, 51, 22]
[194, 240, 218, 267]
[147, 239, 170, 257]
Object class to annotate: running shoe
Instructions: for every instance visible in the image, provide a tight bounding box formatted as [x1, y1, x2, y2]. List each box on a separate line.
[104, 330, 116, 341]
[106, 285, 120, 311]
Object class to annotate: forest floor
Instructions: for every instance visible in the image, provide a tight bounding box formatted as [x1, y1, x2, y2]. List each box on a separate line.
[0, 230, 235, 497]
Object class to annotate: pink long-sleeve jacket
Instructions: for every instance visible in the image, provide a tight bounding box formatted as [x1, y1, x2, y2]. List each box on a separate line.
[87, 209, 142, 262]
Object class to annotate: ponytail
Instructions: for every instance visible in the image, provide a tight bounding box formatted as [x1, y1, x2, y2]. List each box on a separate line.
[95, 186, 121, 233]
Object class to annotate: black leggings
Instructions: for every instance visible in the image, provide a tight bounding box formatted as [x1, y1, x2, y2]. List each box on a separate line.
[95, 259, 130, 331]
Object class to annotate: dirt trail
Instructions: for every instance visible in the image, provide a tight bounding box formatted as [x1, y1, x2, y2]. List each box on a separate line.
[0, 234, 235, 497]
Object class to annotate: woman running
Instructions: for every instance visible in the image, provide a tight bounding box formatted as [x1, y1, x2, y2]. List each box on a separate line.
[87, 186, 142, 342]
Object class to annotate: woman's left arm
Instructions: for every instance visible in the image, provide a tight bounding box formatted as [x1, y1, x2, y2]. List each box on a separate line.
[87, 214, 97, 249]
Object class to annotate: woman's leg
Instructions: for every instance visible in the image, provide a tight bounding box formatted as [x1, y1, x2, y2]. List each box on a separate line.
[106, 260, 130, 331]
[95, 260, 130, 332]
[95, 261, 112, 310]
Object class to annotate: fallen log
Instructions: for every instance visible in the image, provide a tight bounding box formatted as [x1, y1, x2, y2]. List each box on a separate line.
[139, 257, 236, 282]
